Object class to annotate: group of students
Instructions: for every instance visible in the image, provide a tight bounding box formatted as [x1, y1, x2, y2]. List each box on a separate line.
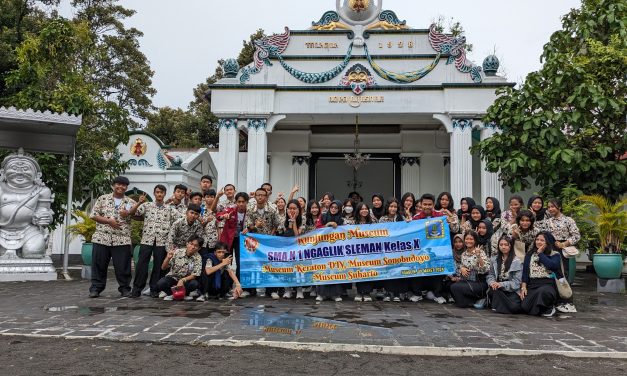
[87, 175, 580, 318]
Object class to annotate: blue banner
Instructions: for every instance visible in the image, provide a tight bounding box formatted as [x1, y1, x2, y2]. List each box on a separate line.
[239, 218, 455, 288]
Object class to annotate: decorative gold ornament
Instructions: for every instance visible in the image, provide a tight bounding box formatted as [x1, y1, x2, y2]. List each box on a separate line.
[349, 0, 370, 12]
[131, 138, 147, 157]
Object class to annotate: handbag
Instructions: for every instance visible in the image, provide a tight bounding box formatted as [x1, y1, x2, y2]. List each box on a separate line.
[555, 257, 573, 299]
[514, 240, 527, 261]
[562, 246, 579, 258]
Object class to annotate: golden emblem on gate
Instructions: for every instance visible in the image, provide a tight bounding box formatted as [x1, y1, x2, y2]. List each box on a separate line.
[349, 0, 370, 12]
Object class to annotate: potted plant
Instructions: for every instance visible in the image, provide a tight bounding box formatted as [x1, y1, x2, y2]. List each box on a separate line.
[67, 210, 96, 266]
[579, 195, 627, 279]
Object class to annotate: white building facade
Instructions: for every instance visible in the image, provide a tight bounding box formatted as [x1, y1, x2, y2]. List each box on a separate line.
[208, 1, 512, 205]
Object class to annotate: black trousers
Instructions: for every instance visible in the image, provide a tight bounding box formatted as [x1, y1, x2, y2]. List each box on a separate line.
[132, 243, 167, 294]
[356, 281, 374, 295]
[410, 276, 444, 297]
[90, 243, 132, 294]
[203, 271, 233, 296]
[156, 276, 200, 296]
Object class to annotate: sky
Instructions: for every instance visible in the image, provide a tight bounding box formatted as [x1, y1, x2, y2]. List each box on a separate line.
[63, 0, 583, 110]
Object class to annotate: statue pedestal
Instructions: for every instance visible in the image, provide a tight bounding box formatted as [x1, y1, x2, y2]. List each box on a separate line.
[0, 251, 57, 281]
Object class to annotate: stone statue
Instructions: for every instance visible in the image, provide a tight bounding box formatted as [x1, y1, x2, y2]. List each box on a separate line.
[0, 148, 53, 259]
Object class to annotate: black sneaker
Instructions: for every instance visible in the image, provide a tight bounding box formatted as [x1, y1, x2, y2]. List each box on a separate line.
[89, 291, 100, 298]
[542, 306, 556, 317]
[121, 290, 132, 298]
[130, 291, 141, 299]
[149, 291, 160, 298]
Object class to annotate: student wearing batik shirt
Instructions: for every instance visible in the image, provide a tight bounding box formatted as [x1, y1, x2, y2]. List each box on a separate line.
[435, 192, 460, 233]
[244, 188, 279, 236]
[200, 175, 213, 193]
[500, 195, 524, 226]
[167, 204, 204, 251]
[247, 182, 278, 212]
[496, 210, 538, 258]
[188, 191, 203, 206]
[166, 184, 188, 218]
[198, 242, 243, 301]
[275, 197, 287, 235]
[88, 176, 136, 298]
[449, 231, 490, 309]
[456, 197, 476, 222]
[460, 205, 488, 233]
[197, 190, 218, 299]
[487, 235, 523, 314]
[380, 198, 409, 302]
[520, 232, 562, 317]
[441, 234, 465, 303]
[213, 184, 237, 213]
[342, 198, 356, 225]
[543, 198, 580, 314]
[528, 195, 548, 221]
[129, 184, 179, 298]
[217, 192, 249, 295]
[157, 235, 204, 301]
[485, 197, 502, 232]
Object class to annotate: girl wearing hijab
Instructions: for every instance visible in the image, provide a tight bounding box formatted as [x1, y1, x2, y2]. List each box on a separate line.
[485, 197, 502, 231]
[487, 235, 523, 314]
[442, 233, 466, 303]
[436, 192, 460, 233]
[461, 205, 487, 233]
[528, 195, 548, 221]
[342, 198, 356, 225]
[449, 230, 490, 309]
[476, 219, 494, 255]
[319, 200, 344, 228]
[370, 194, 385, 221]
[520, 231, 562, 317]
[457, 197, 476, 222]
[401, 192, 416, 221]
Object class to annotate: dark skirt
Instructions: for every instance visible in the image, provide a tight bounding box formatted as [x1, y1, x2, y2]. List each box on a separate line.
[521, 278, 557, 315]
[316, 284, 345, 298]
[450, 280, 488, 308]
[488, 289, 522, 314]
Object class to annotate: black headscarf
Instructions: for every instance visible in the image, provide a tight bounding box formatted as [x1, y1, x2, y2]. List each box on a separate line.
[321, 200, 344, 226]
[527, 195, 547, 221]
[476, 219, 494, 248]
[468, 205, 487, 229]
[457, 197, 476, 220]
[485, 197, 502, 222]
[371, 193, 385, 220]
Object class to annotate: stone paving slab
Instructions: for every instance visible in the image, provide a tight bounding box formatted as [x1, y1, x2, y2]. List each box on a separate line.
[0, 272, 626, 357]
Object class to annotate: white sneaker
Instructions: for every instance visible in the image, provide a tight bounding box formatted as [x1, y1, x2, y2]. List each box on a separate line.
[363, 295, 373, 302]
[409, 294, 423, 302]
[159, 291, 167, 298]
[334, 296, 342, 302]
[163, 295, 173, 301]
[189, 290, 200, 298]
[240, 291, 250, 298]
[556, 303, 577, 313]
[434, 296, 446, 304]
[448, 297, 455, 304]
[354, 294, 363, 302]
[271, 292, 280, 300]
[296, 291, 305, 299]
[393, 296, 401, 302]
[184, 295, 194, 301]
[196, 294, 206, 302]
[383, 296, 391, 302]
[310, 290, 317, 297]
[282, 290, 292, 299]
[315, 295, 324, 301]
[425, 291, 436, 301]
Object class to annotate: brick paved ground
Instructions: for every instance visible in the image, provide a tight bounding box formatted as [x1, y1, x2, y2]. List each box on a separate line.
[0, 271, 625, 356]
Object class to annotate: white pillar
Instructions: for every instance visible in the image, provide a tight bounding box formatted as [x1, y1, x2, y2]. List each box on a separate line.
[450, 119, 473, 203]
[246, 118, 268, 193]
[291, 155, 310, 200]
[400, 155, 420, 194]
[480, 125, 504, 205]
[217, 118, 239, 187]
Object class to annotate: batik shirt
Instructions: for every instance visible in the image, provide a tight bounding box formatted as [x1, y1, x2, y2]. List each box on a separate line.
[167, 217, 204, 250]
[166, 248, 202, 279]
[206, 255, 237, 273]
[170, 201, 187, 218]
[245, 205, 279, 235]
[201, 210, 218, 249]
[216, 197, 236, 213]
[343, 216, 356, 225]
[529, 253, 553, 279]
[90, 193, 136, 246]
[461, 248, 490, 274]
[136, 202, 178, 247]
[542, 215, 581, 244]
[276, 211, 287, 233]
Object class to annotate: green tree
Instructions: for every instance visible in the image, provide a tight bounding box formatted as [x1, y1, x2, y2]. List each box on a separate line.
[0, 0, 155, 225]
[471, 0, 627, 200]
